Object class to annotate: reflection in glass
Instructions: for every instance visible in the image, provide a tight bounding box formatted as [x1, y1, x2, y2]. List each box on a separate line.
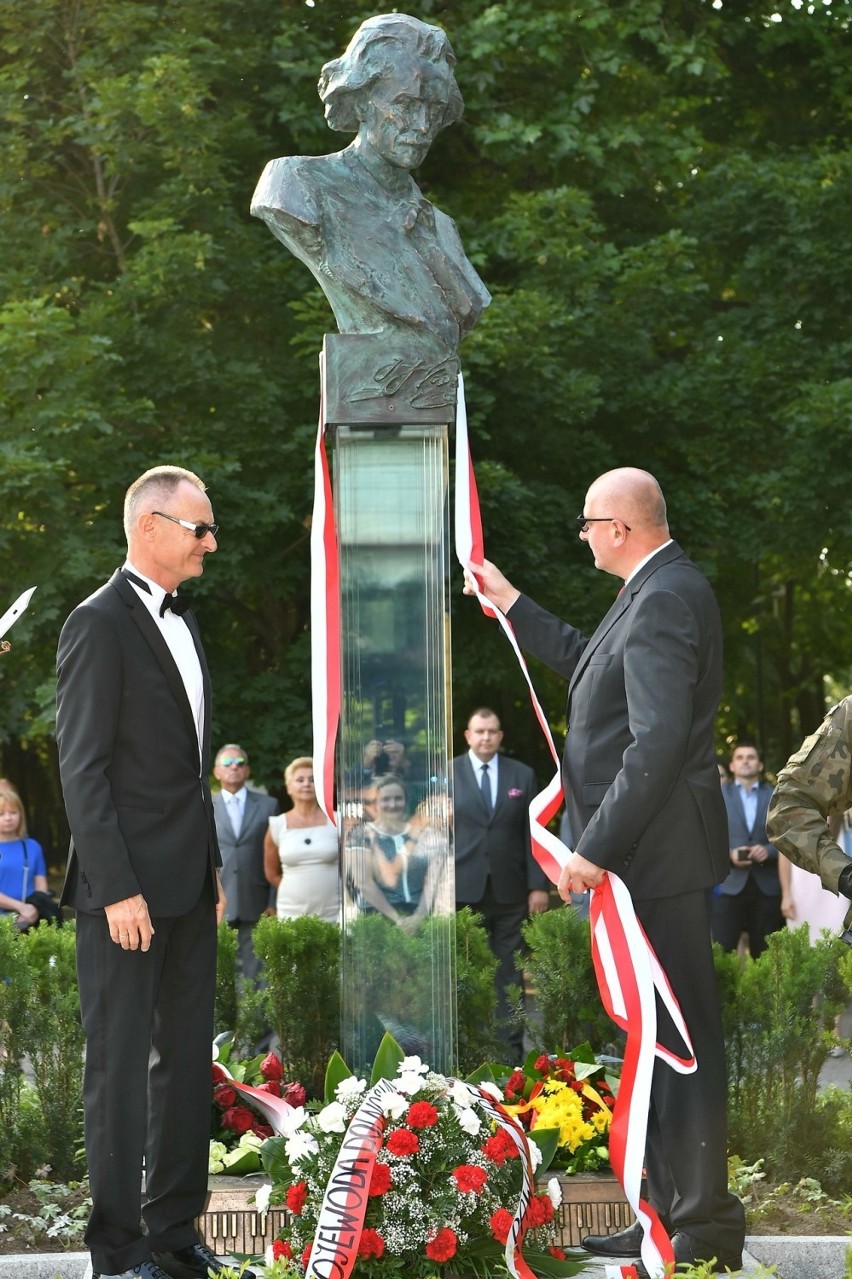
[335, 426, 455, 1073]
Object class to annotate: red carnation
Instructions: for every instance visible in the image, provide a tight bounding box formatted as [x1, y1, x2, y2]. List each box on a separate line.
[406, 1100, 438, 1129]
[272, 1240, 292, 1261]
[452, 1164, 487, 1194]
[212, 1063, 228, 1083]
[550, 1247, 567, 1260]
[524, 1194, 554, 1228]
[253, 1122, 274, 1139]
[221, 1105, 255, 1134]
[357, 1229, 385, 1258]
[258, 1080, 282, 1097]
[369, 1162, 392, 1196]
[505, 1069, 526, 1098]
[386, 1128, 419, 1156]
[260, 1051, 284, 1082]
[213, 1083, 237, 1110]
[284, 1081, 307, 1106]
[490, 1208, 513, 1244]
[301, 1245, 312, 1268]
[482, 1128, 517, 1164]
[425, 1228, 457, 1263]
[286, 1181, 308, 1215]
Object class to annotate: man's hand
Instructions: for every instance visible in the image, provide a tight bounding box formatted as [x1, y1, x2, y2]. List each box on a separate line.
[746, 843, 770, 863]
[462, 560, 521, 614]
[15, 902, 39, 928]
[215, 872, 227, 925]
[558, 852, 605, 901]
[528, 889, 550, 914]
[104, 894, 154, 951]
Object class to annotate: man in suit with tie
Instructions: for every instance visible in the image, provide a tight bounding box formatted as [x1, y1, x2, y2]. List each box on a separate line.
[466, 468, 745, 1276]
[212, 743, 279, 985]
[711, 741, 782, 957]
[56, 466, 245, 1279]
[452, 708, 549, 1059]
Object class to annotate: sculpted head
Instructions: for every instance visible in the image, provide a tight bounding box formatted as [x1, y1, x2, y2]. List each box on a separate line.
[319, 14, 463, 170]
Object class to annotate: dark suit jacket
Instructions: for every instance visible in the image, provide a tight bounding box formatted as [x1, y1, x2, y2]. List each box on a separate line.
[509, 542, 730, 902]
[56, 570, 221, 917]
[718, 780, 780, 897]
[213, 789, 279, 923]
[452, 752, 548, 904]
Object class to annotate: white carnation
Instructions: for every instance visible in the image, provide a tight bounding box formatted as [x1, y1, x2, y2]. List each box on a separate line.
[478, 1081, 504, 1102]
[254, 1182, 272, 1214]
[285, 1130, 319, 1164]
[278, 1105, 308, 1137]
[454, 1104, 481, 1135]
[399, 1055, 428, 1075]
[317, 1101, 348, 1133]
[547, 1175, 563, 1207]
[335, 1075, 368, 1101]
[380, 1089, 409, 1119]
[397, 1071, 426, 1095]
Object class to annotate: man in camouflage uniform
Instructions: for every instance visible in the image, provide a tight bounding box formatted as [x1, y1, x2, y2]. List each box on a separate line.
[766, 697, 852, 940]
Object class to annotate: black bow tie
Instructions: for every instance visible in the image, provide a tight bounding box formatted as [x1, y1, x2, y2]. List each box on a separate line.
[159, 592, 192, 618]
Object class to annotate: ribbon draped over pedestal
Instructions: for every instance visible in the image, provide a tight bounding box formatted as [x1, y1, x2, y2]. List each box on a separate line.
[454, 374, 695, 1279]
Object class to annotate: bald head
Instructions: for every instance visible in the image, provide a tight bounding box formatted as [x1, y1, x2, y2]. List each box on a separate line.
[586, 468, 668, 533]
[580, 468, 670, 579]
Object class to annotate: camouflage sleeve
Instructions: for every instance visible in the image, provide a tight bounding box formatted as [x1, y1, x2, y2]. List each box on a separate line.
[766, 699, 852, 897]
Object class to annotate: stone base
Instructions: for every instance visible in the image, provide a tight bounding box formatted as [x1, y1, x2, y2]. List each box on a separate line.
[198, 1171, 634, 1254]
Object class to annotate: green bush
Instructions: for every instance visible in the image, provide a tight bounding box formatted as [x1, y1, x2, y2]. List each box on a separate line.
[0, 916, 33, 1176]
[214, 919, 239, 1038]
[454, 907, 500, 1072]
[522, 905, 623, 1056]
[718, 923, 851, 1195]
[252, 914, 340, 1097]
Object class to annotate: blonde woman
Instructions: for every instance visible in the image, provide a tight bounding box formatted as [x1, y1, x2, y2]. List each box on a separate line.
[264, 757, 340, 923]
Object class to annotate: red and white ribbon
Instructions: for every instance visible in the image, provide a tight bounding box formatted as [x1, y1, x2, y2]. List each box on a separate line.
[311, 361, 340, 828]
[454, 372, 695, 1279]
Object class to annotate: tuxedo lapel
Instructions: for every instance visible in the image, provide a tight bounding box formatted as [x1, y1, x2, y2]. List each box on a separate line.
[110, 571, 200, 755]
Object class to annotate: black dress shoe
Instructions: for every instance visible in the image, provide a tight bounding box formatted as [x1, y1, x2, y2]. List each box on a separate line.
[582, 1220, 646, 1256]
[153, 1243, 256, 1279]
[89, 1262, 175, 1279]
[633, 1229, 744, 1276]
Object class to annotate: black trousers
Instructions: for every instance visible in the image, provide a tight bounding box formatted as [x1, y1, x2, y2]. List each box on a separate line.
[76, 885, 216, 1274]
[457, 880, 527, 1059]
[634, 889, 746, 1256]
[710, 877, 784, 958]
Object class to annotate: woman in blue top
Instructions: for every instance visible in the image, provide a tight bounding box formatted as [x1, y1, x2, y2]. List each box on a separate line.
[0, 788, 48, 929]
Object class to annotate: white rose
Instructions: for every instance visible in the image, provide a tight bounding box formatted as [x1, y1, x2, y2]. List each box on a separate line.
[317, 1101, 348, 1133]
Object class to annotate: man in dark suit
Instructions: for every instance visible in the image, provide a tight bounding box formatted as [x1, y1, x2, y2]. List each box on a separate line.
[212, 743, 279, 985]
[466, 468, 745, 1276]
[452, 708, 549, 1059]
[56, 466, 245, 1279]
[712, 741, 783, 958]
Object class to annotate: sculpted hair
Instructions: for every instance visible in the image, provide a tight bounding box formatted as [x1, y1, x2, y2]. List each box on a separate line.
[123, 465, 207, 542]
[319, 13, 463, 133]
[284, 756, 314, 787]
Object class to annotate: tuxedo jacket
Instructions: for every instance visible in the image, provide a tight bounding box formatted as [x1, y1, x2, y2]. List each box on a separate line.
[56, 570, 221, 917]
[509, 542, 730, 902]
[213, 789, 279, 923]
[718, 780, 780, 897]
[452, 752, 548, 904]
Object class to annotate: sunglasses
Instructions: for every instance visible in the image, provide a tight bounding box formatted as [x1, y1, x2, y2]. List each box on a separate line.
[219, 756, 247, 767]
[153, 511, 219, 539]
[575, 515, 632, 533]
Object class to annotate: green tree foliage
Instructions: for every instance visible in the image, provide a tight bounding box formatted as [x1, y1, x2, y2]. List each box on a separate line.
[1, 0, 851, 832]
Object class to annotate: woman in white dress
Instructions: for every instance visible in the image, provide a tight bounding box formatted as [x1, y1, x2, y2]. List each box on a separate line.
[263, 757, 340, 923]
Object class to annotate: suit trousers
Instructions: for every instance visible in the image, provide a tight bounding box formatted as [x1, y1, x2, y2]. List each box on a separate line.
[76, 884, 217, 1273]
[635, 889, 745, 1255]
[710, 876, 784, 959]
[460, 881, 526, 1059]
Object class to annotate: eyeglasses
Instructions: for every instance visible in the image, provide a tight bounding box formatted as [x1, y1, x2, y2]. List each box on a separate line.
[219, 756, 247, 767]
[153, 511, 219, 539]
[576, 516, 632, 533]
